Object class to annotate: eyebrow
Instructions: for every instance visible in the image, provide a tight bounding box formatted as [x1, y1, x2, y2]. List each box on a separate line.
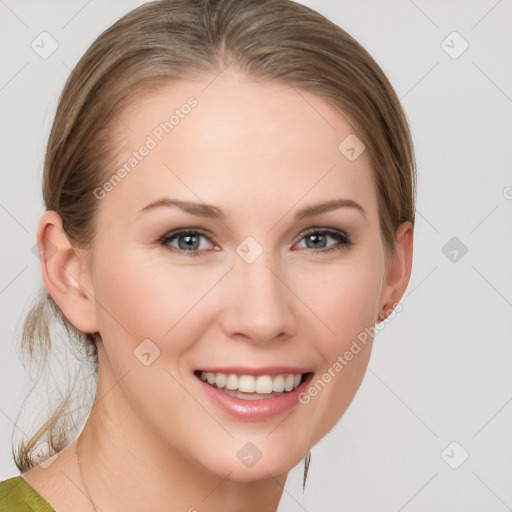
[137, 197, 366, 220]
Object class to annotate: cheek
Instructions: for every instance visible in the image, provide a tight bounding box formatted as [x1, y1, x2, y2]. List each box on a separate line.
[296, 252, 383, 341]
[91, 250, 223, 362]
[306, 343, 372, 447]
[294, 253, 383, 440]
[90, 252, 216, 420]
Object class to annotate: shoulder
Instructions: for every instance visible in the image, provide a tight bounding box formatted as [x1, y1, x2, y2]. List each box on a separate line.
[0, 475, 56, 512]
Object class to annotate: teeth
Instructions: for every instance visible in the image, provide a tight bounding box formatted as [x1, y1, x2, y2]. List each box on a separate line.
[199, 371, 304, 393]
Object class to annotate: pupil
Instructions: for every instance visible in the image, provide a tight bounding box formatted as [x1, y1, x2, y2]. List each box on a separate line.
[308, 234, 325, 249]
[179, 235, 198, 250]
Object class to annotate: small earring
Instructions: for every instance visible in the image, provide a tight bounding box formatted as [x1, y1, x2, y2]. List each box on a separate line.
[303, 450, 311, 492]
[377, 304, 389, 322]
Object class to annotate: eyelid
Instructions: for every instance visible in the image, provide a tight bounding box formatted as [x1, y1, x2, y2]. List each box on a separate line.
[296, 226, 351, 243]
[157, 227, 216, 244]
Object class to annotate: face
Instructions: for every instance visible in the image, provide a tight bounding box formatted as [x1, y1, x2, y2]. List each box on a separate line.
[79, 70, 391, 481]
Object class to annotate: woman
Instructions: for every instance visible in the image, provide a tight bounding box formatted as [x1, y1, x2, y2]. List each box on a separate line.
[0, 0, 415, 510]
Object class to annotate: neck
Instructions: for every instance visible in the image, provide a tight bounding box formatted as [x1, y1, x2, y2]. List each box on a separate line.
[75, 358, 287, 512]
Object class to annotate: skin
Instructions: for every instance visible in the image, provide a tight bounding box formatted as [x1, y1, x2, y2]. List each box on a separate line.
[22, 70, 413, 512]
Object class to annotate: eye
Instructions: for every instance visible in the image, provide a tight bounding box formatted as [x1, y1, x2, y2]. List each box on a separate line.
[158, 229, 217, 257]
[157, 226, 352, 257]
[295, 227, 352, 253]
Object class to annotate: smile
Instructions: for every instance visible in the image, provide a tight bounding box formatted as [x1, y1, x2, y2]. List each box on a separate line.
[196, 370, 304, 399]
[193, 368, 315, 421]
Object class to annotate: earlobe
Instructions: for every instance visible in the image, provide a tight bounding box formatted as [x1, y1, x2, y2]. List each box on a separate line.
[377, 221, 414, 322]
[36, 210, 99, 334]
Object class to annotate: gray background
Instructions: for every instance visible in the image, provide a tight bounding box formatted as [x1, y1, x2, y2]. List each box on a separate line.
[1, 1, 511, 510]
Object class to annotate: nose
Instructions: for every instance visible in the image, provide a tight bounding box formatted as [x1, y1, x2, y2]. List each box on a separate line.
[219, 251, 297, 345]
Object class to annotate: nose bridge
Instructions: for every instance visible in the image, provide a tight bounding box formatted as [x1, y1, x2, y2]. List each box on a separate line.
[222, 245, 295, 343]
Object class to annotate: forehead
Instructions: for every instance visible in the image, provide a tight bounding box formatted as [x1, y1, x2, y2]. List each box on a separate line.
[102, 71, 378, 222]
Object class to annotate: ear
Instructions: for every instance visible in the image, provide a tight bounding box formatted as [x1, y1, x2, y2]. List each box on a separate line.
[36, 210, 99, 334]
[376, 221, 414, 322]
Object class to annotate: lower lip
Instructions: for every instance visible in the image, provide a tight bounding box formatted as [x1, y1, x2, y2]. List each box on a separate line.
[196, 373, 314, 422]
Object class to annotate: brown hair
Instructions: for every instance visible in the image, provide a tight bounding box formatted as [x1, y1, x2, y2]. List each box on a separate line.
[13, 0, 416, 470]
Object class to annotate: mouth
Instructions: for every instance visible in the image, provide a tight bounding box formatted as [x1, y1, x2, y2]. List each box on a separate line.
[193, 367, 315, 421]
[193, 369, 312, 400]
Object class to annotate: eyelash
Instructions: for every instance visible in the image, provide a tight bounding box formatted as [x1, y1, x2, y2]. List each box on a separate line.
[157, 227, 352, 257]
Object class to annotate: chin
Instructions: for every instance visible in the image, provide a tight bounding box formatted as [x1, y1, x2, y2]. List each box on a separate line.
[192, 441, 304, 484]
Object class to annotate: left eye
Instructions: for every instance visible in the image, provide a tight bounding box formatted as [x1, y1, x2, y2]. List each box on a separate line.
[295, 228, 351, 252]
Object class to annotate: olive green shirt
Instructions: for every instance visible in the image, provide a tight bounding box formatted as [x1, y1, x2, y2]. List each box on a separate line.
[0, 476, 56, 511]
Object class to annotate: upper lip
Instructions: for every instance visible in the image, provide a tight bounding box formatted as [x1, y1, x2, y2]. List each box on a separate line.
[195, 366, 314, 376]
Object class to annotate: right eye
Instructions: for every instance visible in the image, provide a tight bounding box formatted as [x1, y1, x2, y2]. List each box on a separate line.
[158, 229, 218, 257]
